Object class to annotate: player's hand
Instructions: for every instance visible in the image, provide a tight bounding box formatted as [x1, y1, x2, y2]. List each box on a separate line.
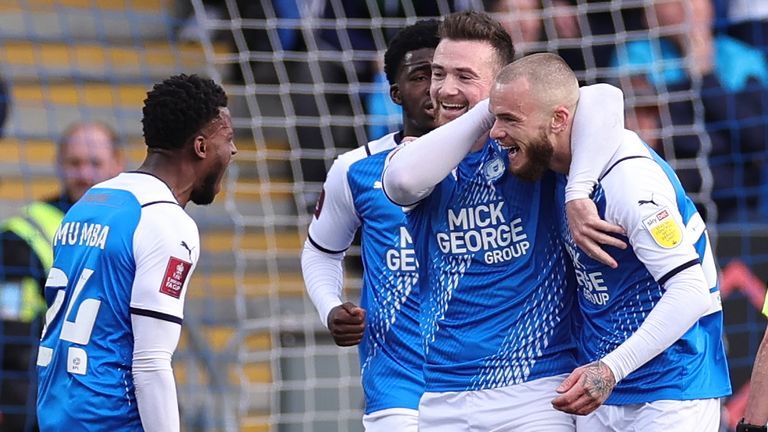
[552, 361, 617, 416]
[326, 302, 366, 347]
[566, 198, 626, 268]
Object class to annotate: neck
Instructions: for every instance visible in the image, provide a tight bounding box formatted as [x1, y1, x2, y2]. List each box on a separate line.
[470, 132, 490, 152]
[551, 127, 573, 174]
[136, 150, 194, 207]
[402, 118, 429, 138]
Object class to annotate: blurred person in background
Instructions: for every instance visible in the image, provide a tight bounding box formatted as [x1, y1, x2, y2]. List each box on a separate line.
[611, 0, 768, 223]
[715, 0, 768, 54]
[0, 121, 123, 431]
[0, 75, 8, 138]
[487, 0, 545, 54]
[485, 0, 648, 81]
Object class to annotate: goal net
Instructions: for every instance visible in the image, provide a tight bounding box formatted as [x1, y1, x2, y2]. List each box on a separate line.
[1, 0, 767, 431]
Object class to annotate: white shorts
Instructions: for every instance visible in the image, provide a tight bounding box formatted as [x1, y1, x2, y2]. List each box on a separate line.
[576, 398, 721, 432]
[418, 373, 576, 432]
[362, 408, 418, 432]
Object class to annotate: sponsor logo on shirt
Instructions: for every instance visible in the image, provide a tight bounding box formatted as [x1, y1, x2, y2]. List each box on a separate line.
[180, 240, 196, 260]
[386, 226, 417, 271]
[643, 207, 682, 248]
[637, 194, 659, 207]
[565, 243, 610, 305]
[437, 201, 530, 264]
[160, 257, 192, 299]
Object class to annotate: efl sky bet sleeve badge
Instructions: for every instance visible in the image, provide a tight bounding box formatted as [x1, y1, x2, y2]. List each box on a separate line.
[642, 207, 683, 249]
[159, 256, 192, 299]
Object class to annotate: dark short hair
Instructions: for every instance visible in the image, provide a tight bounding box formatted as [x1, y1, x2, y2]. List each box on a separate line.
[384, 19, 441, 85]
[439, 11, 515, 68]
[142, 74, 227, 150]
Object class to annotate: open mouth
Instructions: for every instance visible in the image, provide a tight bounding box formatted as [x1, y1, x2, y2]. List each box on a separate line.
[440, 102, 467, 114]
[424, 101, 435, 117]
[498, 140, 520, 157]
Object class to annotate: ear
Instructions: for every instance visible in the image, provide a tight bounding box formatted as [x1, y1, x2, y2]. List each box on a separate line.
[193, 135, 207, 159]
[551, 106, 571, 134]
[390, 83, 402, 106]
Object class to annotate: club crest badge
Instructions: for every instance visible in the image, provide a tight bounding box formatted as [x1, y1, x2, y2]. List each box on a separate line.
[483, 155, 505, 182]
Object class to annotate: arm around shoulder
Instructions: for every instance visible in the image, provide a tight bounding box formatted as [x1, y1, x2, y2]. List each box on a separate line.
[383, 99, 494, 205]
[567, 83, 624, 202]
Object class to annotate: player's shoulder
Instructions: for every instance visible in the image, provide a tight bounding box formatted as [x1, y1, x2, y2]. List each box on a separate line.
[336, 132, 400, 168]
[600, 131, 672, 198]
[100, 173, 198, 233]
[96, 172, 179, 207]
[599, 131, 680, 222]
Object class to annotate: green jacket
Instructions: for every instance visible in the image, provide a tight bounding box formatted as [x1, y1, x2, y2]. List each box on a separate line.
[1, 202, 64, 322]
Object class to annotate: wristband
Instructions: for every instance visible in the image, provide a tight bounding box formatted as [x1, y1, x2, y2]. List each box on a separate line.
[737, 418, 768, 432]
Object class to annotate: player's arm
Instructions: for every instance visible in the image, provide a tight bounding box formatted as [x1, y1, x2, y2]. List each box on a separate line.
[302, 155, 365, 345]
[130, 206, 199, 432]
[132, 314, 182, 432]
[553, 266, 710, 415]
[742, 304, 768, 429]
[382, 99, 494, 206]
[554, 161, 711, 415]
[566, 84, 627, 268]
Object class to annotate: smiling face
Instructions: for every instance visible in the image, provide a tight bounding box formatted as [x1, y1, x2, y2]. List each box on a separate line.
[190, 107, 237, 205]
[430, 39, 500, 126]
[489, 78, 558, 181]
[393, 47, 436, 136]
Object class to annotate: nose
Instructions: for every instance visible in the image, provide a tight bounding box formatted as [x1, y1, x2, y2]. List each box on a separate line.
[230, 140, 238, 156]
[438, 74, 460, 97]
[67, 163, 95, 183]
[489, 119, 503, 140]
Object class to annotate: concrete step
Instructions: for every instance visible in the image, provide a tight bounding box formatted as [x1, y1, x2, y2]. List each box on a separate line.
[187, 271, 306, 300]
[0, 137, 290, 171]
[0, 1, 173, 42]
[0, 175, 57, 202]
[0, 0, 163, 11]
[13, 82, 148, 109]
[5, 95, 143, 139]
[0, 41, 228, 82]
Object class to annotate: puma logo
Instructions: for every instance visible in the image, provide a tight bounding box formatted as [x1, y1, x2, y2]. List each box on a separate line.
[638, 195, 659, 207]
[180, 241, 196, 260]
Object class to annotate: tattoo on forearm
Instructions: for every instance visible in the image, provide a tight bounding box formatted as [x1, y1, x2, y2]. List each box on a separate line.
[583, 361, 616, 400]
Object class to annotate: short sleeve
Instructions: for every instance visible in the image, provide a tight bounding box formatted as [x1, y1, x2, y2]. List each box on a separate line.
[602, 159, 700, 283]
[129, 204, 199, 323]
